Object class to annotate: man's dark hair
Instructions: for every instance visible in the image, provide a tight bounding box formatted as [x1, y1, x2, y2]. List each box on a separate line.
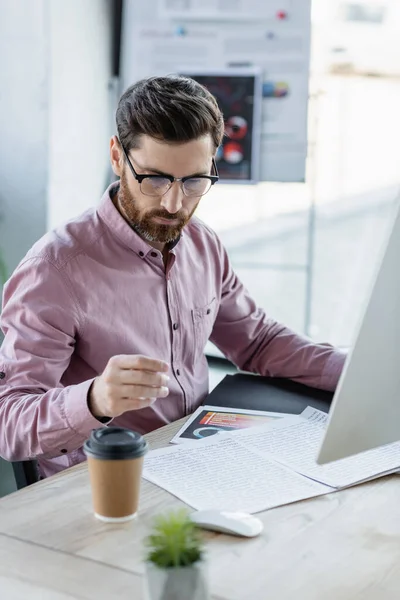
[116, 76, 224, 152]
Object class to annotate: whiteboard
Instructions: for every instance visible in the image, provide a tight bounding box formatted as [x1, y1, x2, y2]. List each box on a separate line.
[120, 0, 311, 182]
[158, 0, 294, 21]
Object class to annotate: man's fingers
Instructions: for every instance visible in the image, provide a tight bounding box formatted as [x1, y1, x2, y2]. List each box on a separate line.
[119, 369, 169, 387]
[130, 397, 157, 410]
[121, 385, 169, 399]
[111, 354, 169, 373]
[114, 397, 158, 411]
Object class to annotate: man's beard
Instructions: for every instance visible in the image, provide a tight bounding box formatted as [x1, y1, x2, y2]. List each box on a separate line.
[118, 169, 198, 244]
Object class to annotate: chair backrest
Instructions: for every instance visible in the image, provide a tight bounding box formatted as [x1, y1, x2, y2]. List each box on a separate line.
[12, 460, 40, 489]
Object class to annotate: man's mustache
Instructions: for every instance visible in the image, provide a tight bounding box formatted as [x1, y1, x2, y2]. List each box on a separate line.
[149, 211, 185, 221]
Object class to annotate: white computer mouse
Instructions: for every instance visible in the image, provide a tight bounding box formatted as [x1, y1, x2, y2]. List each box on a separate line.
[190, 509, 263, 538]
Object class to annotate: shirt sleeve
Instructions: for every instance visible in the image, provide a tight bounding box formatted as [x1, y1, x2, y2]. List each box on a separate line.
[0, 257, 103, 462]
[210, 241, 346, 391]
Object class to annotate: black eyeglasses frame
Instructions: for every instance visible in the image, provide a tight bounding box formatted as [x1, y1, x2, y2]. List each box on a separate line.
[119, 142, 219, 197]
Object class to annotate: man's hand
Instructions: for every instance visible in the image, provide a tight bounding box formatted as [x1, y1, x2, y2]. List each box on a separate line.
[88, 355, 170, 419]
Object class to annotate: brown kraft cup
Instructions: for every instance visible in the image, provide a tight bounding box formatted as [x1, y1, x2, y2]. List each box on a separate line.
[83, 427, 148, 523]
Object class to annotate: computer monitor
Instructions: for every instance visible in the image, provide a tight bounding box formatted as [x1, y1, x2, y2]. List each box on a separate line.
[317, 198, 400, 464]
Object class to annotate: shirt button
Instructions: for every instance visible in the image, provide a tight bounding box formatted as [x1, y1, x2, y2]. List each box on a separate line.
[0, 372, 5, 379]
[150, 251, 157, 258]
[173, 323, 179, 330]
[176, 369, 181, 376]
[139, 251, 144, 257]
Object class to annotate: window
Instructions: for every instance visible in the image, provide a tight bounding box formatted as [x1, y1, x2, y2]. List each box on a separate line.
[341, 3, 386, 24]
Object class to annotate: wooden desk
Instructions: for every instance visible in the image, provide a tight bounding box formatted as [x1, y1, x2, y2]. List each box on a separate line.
[1, 418, 400, 600]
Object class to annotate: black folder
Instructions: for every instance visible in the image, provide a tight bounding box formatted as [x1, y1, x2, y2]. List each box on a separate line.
[204, 373, 333, 415]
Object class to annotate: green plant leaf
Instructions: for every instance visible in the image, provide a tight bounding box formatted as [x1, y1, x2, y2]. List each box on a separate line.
[145, 509, 204, 568]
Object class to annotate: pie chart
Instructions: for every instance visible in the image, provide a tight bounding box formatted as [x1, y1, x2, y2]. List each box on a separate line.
[224, 141, 244, 164]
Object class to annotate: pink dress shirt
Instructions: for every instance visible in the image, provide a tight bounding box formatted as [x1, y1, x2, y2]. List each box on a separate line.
[0, 183, 346, 477]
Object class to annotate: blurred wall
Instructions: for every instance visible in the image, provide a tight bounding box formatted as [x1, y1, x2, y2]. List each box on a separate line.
[47, 0, 113, 230]
[0, 0, 49, 279]
[0, 0, 113, 284]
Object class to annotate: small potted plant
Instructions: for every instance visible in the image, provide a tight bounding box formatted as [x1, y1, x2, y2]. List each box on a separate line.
[144, 509, 210, 600]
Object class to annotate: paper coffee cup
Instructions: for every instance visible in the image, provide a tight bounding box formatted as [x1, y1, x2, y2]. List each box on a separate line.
[84, 427, 148, 523]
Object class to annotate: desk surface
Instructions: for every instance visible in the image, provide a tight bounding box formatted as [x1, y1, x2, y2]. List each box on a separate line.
[1, 418, 400, 600]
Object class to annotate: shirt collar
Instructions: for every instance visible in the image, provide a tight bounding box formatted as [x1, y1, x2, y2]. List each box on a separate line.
[97, 181, 182, 257]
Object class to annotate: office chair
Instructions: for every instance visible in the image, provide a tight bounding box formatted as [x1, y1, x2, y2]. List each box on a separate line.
[12, 459, 40, 489]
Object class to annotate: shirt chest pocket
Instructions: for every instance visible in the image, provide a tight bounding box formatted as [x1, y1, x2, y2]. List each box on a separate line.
[191, 298, 217, 365]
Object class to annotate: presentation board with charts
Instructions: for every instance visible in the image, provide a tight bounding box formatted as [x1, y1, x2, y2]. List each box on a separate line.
[120, 0, 312, 182]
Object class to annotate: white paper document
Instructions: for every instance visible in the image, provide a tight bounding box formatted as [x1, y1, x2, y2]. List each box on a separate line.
[143, 432, 332, 514]
[143, 407, 400, 513]
[235, 408, 400, 488]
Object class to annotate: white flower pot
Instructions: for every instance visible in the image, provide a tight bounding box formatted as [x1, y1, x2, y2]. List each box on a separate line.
[145, 561, 210, 600]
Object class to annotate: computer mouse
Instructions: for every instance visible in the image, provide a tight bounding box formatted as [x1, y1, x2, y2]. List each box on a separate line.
[190, 509, 263, 538]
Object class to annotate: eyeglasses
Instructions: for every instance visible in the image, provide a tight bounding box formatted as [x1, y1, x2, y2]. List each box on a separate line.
[120, 144, 219, 198]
